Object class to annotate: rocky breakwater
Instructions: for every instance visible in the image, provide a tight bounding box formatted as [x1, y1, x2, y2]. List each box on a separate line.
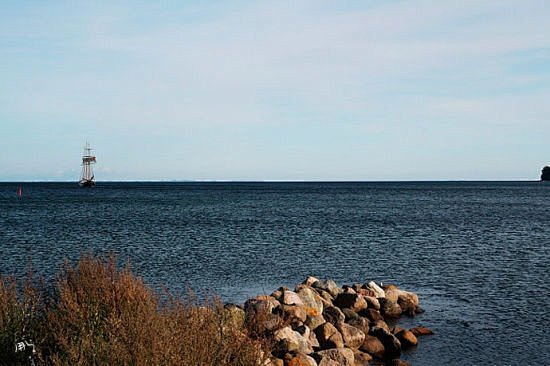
[226, 277, 433, 366]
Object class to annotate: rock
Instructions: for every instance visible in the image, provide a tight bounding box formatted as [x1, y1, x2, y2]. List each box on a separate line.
[352, 349, 373, 366]
[267, 358, 284, 366]
[360, 308, 384, 322]
[316, 290, 335, 306]
[318, 359, 339, 366]
[342, 308, 361, 322]
[303, 276, 320, 287]
[334, 293, 368, 313]
[371, 319, 391, 333]
[322, 305, 345, 326]
[342, 285, 356, 294]
[271, 290, 283, 300]
[357, 287, 378, 298]
[384, 289, 399, 303]
[542, 166, 550, 181]
[313, 322, 344, 349]
[297, 287, 324, 316]
[274, 326, 313, 354]
[395, 329, 418, 348]
[308, 329, 320, 348]
[390, 359, 411, 366]
[312, 280, 341, 298]
[347, 317, 369, 336]
[364, 296, 380, 310]
[282, 291, 305, 306]
[415, 307, 425, 314]
[378, 298, 402, 318]
[391, 325, 405, 335]
[337, 322, 365, 349]
[245, 297, 280, 315]
[313, 348, 355, 366]
[287, 352, 317, 366]
[294, 284, 311, 293]
[223, 303, 246, 328]
[410, 327, 434, 336]
[305, 314, 326, 331]
[366, 281, 385, 298]
[371, 327, 401, 359]
[360, 335, 385, 359]
[382, 284, 399, 291]
[385, 289, 419, 315]
[282, 304, 307, 322]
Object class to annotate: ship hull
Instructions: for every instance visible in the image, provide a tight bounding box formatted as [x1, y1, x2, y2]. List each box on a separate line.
[79, 180, 96, 188]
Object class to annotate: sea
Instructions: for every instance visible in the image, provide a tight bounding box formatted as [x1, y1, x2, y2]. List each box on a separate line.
[1, 181, 549, 365]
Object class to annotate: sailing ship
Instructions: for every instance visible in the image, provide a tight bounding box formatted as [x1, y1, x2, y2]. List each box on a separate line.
[79, 142, 96, 187]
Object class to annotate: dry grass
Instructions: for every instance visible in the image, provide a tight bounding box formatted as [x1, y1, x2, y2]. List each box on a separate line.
[0, 254, 273, 366]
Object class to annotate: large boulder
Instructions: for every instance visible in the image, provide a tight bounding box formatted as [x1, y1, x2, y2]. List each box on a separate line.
[245, 297, 280, 315]
[313, 348, 355, 366]
[314, 322, 344, 349]
[223, 303, 246, 328]
[341, 308, 361, 322]
[364, 295, 380, 310]
[395, 329, 418, 348]
[378, 298, 402, 318]
[337, 322, 366, 349]
[316, 290, 335, 307]
[308, 329, 320, 348]
[302, 276, 320, 287]
[360, 308, 384, 322]
[371, 319, 391, 333]
[282, 290, 305, 306]
[360, 335, 385, 359]
[297, 287, 324, 316]
[366, 281, 385, 298]
[353, 349, 373, 366]
[322, 305, 345, 326]
[274, 326, 313, 354]
[410, 327, 434, 336]
[305, 314, 326, 331]
[390, 360, 412, 366]
[287, 352, 317, 366]
[267, 358, 284, 366]
[347, 316, 370, 336]
[333, 293, 368, 313]
[312, 280, 341, 298]
[385, 289, 419, 315]
[371, 327, 401, 359]
[318, 359, 339, 366]
[282, 304, 307, 322]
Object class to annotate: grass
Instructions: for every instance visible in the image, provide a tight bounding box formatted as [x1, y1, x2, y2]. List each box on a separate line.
[0, 254, 273, 366]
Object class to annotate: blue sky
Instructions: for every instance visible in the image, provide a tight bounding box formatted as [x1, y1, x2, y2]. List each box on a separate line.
[1, 0, 549, 181]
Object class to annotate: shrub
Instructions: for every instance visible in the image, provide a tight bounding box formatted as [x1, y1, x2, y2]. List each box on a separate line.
[0, 272, 42, 365]
[2, 254, 272, 365]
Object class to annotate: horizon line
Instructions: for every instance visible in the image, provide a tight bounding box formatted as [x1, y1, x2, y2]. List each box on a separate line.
[0, 179, 543, 183]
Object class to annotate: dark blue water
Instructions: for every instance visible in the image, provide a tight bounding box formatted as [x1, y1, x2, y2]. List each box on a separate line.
[1, 182, 549, 365]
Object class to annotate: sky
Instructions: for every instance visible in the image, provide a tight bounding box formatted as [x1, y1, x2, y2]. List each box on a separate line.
[1, 0, 549, 181]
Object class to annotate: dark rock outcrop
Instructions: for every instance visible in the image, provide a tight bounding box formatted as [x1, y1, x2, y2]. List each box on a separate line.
[542, 166, 550, 181]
